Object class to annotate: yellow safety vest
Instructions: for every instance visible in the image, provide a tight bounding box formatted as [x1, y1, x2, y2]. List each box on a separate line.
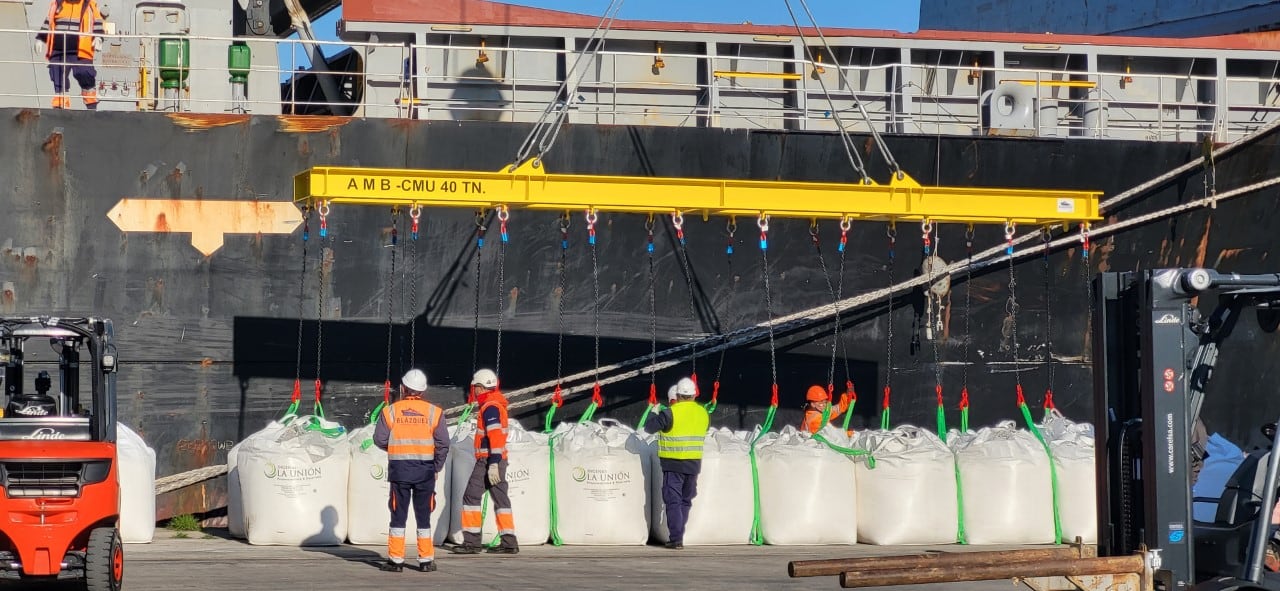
[658, 401, 709, 460]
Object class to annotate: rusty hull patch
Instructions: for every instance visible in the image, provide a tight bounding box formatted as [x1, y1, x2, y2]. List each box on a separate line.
[13, 109, 38, 125]
[167, 113, 251, 131]
[42, 129, 63, 168]
[277, 115, 351, 133]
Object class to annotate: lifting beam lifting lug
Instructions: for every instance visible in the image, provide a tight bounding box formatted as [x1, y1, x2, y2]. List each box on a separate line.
[293, 160, 1102, 227]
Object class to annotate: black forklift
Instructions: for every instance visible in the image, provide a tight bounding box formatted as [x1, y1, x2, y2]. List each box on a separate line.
[788, 268, 1280, 591]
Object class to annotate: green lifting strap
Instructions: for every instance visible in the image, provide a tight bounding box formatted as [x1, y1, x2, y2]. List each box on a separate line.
[1019, 402, 1064, 545]
[578, 401, 600, 424]
[747, 404, 778, 546]
[360, 402, 387, 451]
[458, 401, 478, 424]
[936, 404, 947, 440]
[953, 459, 969, 544]
[810, 433, 876, 468]
[476, 491, 503, 549]
[636, 403, 663, 431]
[840, 398, 857, 433]
[547, 434, 564, 546]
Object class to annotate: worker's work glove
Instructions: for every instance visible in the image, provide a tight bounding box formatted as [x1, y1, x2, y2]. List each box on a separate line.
[487, 463, 501, 486]
[33, 38, 45, 56]
[92, 36, 102, 52]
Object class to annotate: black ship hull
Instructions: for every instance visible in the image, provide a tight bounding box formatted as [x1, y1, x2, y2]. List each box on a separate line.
[0, 108, 1273, 518]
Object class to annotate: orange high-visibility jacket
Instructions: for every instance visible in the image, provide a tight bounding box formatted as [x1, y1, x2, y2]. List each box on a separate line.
[381, 399, 444, 462]
[38, 0, 104, 60]
[474, 390, 510, 461]
[801, 396, 851, 434]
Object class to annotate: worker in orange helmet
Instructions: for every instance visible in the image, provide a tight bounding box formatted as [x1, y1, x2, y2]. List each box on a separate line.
[800, 385, 852, 434]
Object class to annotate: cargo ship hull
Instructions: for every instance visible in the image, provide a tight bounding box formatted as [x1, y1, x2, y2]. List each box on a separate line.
[2, 107, 1274, 518]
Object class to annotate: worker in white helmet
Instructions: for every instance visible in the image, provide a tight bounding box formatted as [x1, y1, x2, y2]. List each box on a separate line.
[451, 368, 518, 555]
[372, 368, 449, 572]
[642, 376, 709, 549]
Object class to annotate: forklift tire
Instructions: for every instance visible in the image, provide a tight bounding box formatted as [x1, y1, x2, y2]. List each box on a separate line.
[85, 527, 122, 591]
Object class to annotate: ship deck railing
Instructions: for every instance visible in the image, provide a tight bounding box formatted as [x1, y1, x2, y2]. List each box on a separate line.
[1, 27, 1279, 142]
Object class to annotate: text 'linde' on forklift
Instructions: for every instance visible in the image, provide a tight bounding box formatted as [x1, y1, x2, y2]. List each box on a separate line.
[0, 317, 122, 590]
[789, 268, 1280, 591]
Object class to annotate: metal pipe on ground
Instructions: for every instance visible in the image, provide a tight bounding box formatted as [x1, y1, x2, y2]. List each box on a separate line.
[790, 547, 1087, 578]
[837, 555, 1146, 588]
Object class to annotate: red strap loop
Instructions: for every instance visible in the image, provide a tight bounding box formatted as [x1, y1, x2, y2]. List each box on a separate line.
[291, 379, 302, 403]
[591, 383, 604, 407]
[383, 380, 391, 404]
[826, 383, 835, 401]
[552, 384, 564, 408]
[313, 378, 322, 403]
[1044, 388, 1056, 410]
[845, 380, 856, 402]
[648, 383, 658, 406]
[769, 383, 779, 407]
[935, 383, 944, 406]
[711, 380, 720, 402]
[691, 372, 699, 396]
[959, 386, 970, 409]
[1016, 383, 1026, 406]
[882, 385, 891, 410]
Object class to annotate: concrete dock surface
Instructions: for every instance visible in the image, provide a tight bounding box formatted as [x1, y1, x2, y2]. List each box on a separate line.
[4, 529, 1049, 591]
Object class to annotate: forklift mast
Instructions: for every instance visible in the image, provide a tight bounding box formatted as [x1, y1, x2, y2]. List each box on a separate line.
[1094, 269, 1280, 590]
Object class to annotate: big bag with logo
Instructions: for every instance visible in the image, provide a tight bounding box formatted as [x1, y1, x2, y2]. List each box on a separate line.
[346, 421, 452, 546]
[647, 427, 755, 545]
[550, 419, 650, 545]
[237, 414, 350, 546]
[445, 419, 551, 546]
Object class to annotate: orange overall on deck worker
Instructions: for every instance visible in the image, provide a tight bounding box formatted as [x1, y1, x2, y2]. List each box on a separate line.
[800, 385, 852, 434]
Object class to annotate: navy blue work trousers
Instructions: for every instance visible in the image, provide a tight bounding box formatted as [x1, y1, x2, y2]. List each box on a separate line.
[661, 471, 699, 544]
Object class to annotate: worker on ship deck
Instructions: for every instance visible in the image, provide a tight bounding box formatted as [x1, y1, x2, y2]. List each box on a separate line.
[373, 369, 449, 573]
[642, 377, 710, 550]
[451, 368, 519, 555]
[35, 0, 104, 110]
[800, 385, 852, 435]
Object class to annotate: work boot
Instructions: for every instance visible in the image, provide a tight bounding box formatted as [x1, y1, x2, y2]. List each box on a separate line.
[450, 544, 481, 554]
[378, 560, 404, 572]
[417, 561, 437, 572]
[51, 95, 69, 109]
[663, 541, 683, 550]
[487, 545, 519, 555]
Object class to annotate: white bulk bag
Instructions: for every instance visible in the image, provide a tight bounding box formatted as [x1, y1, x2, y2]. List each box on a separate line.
[116, 423, 156, 544]
[550, 419, 649, 545]
[227, 417, 292, 539]
[852, 425, 959, 545]
[950, 421, 1056, 545]
[648, 427, 755, 545]
[238, 415, 350, 546]
[346, 421, 451, 546]
[446, 419, 550, 546]
[754, 426, 859, 545]
[1040, 411, 1097, 544]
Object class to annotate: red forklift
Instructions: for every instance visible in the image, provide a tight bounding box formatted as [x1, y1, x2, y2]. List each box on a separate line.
[0, 316, 122, 590]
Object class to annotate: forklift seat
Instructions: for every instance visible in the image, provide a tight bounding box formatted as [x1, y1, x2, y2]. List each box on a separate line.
[1194, 450, 1274, 581]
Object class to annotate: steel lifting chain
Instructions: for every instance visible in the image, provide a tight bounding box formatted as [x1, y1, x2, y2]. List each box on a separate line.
[495, 206, 510, 376]
[1080, 222, 1093, 360]
[472, 209, 487, 375]
[759, 214, 779, 406]
[961, 225, 974, 429]
[714, 218, 736, 389]
[672, 211, 697, 381]
[1042, 227, 1055, 411]
[646, 215, 657, 395]
[925, 220, 943, 406]
[385, 207, 400, 389]
[836, 219, 852, 395]
[556, 213, 570, 386]
[315, 200, 331, 406]
[810, 220, 837, 393]
[408, 204, 421, 365]
[294, 205, 311, 387]
[587, 209, 601, 387]
[1004, 221, 1024, 401]
[883, 222, 897, 425]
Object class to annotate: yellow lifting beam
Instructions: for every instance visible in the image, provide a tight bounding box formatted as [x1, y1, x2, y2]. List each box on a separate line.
[292, 160, 1102, 226]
